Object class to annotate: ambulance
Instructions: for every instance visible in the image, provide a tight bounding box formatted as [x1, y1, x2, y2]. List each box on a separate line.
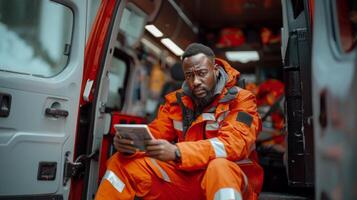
[0, 0, 356, 199]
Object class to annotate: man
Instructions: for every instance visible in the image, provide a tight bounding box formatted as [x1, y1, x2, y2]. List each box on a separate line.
[96, 43, 263, 200]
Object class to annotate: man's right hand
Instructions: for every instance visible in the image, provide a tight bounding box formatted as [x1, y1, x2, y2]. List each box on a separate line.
[113, 132, 137, 154]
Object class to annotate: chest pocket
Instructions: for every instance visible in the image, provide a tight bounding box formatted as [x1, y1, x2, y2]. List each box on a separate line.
[204, 86, 241, 136]
[204, 110, 230, 138]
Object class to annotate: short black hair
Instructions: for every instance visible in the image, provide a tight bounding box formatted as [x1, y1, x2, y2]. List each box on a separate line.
[182, 43, 215, 61]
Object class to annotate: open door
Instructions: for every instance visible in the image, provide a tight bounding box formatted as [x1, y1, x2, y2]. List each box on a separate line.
[281, 0, 314, 188]
[312, 0, 357, 199]
[0, 0, 86, 199]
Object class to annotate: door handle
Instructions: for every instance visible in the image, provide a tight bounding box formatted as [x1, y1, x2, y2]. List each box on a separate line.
[0, 93, 11, 117]
[45, 108, 69, 118]
[319, 90, 327, 129]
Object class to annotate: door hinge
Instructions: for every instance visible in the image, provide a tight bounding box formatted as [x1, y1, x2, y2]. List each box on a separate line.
[99, 102, 107, 113]
[63, 150, 99, 186]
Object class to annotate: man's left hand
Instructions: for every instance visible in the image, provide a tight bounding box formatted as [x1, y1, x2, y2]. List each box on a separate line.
[145, 139, 177, 162]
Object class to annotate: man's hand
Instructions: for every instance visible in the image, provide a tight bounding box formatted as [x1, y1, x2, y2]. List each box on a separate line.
[145, 139, 177, 161]
[113, 132, 137, 154]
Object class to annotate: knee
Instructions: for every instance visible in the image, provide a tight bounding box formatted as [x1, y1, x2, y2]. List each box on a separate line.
[106, 152, 146, 170]
[206, 158, 238, 172]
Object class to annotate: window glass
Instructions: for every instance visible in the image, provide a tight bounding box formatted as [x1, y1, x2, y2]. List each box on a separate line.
[86, 0, 101, 41]
[107, 57, 127, 109]
[291, 0, 304, 19]
[0, 0, 73, 77]
[119, 7, 146, 46]
[336, 0, 357, 52]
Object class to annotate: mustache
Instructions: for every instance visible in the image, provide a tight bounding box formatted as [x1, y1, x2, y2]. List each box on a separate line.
[193, 89, 215, 107]
[193, 86, 209, 92]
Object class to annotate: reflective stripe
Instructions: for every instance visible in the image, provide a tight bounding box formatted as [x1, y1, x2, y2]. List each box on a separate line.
[103, 170, 125, 193]
[214, 188, 242, 200]
[217, 111, 230, 123]
[236, 158, 253, 165]
[202, 113, 216, 121]
[150, 158, 171, 182]
[173, 120, 183, 131]
[242, 171, 248, 193]
[206, 121, 219, 131]
[209, 137, 227, 158]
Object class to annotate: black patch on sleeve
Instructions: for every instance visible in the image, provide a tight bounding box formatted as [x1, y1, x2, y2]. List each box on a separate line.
[236, 112, 253, 127]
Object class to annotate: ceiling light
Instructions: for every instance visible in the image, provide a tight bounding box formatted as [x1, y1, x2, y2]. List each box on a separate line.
[145, 24, 163, 38]
[160, 38, 184, 56]
[225, 51, 260, 63]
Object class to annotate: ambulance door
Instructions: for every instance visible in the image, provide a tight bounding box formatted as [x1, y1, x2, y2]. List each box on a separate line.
[0, 0, 86, 199]
[74, 0, 151, 198]
[312, 0, 357, 199]
[281, 0, 314, 187]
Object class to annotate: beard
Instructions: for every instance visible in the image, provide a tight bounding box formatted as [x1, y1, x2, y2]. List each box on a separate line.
[193, 88, 216, 112]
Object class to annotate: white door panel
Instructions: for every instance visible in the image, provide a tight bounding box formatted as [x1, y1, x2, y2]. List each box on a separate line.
[312, 0, 357, 199]
[0, 0, 86, 198]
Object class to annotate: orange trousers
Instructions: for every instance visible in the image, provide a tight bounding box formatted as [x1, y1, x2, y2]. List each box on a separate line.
[95, 153, 257, 200]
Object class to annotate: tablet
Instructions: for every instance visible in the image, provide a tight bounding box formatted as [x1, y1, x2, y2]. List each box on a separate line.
[114, 124, 155, 151]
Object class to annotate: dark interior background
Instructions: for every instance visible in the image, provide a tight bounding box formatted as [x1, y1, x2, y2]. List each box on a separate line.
[174, 0, 283, 74]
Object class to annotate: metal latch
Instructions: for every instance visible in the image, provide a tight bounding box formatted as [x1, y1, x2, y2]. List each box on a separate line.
[63, 150, 99, 186]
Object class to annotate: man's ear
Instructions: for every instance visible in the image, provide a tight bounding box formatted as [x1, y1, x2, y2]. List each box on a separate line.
[214, 64, 219, 77]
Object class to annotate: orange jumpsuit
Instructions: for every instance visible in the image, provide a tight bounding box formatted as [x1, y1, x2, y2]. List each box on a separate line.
[95, 58, 263, 200]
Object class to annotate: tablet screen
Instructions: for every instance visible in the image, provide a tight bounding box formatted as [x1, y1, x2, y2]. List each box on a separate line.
[114, 124, 154, 151]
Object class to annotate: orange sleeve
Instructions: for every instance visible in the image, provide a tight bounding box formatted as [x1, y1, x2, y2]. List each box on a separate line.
[148, 101, 177, 142]
[176, 90, 261, 170]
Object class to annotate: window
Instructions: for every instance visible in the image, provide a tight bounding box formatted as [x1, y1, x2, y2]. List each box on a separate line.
[0, 0, 73, 77]
[86, 0, 101, 41]
[119, 7, 146, 46]
[336, 0, 357, 52]
[291, 0, 304, 19]
[107, 51, 129, 110]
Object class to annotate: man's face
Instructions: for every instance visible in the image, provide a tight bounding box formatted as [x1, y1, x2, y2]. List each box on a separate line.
[182, 53, 217, 99]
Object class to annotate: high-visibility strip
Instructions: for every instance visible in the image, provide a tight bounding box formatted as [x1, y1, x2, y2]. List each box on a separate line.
[209, 137, 227, 158]
[236, 158, 253, 165]
[150, 158, 171, 182]
[206, 121, 219, 131]
[217, 111, 230, 123]
[202, 113, 216, 121]
[242, 171, 248, 193]
[173, 120, 183, 131]
[103, 170, 125, 193]
[214, 188, 242, 200]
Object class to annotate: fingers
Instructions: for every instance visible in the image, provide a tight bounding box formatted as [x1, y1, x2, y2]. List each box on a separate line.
[145, 139, 162, 146]
[145, 140, 176, 162]
[116, 146, 137, 154]
[146, 143, 164, 151]
[146, 150, 162, 157]
[116, 138, 134, 145]
[145, 139, 162, 157]
[113, 134, 137, 153]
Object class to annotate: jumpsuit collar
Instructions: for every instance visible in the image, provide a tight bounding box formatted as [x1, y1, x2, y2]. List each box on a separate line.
[181, 66, 227, 99]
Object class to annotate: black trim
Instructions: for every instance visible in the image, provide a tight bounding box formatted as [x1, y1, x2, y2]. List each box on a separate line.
[282, 0, 314, 188]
